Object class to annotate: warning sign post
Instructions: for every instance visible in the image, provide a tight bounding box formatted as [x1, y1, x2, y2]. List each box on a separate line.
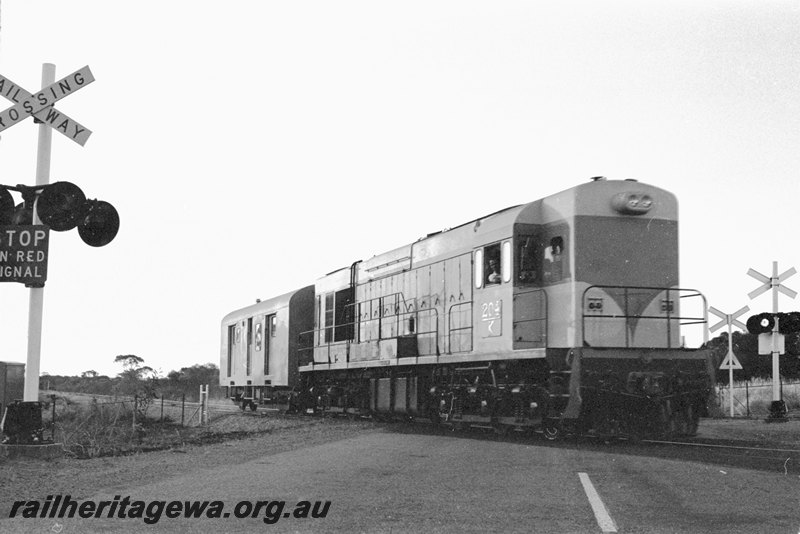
[709, 305, 749, 417]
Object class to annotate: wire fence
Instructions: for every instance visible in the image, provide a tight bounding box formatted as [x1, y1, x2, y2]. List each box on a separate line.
[715, 378, 800, 417]
[39, 389, 240, 438]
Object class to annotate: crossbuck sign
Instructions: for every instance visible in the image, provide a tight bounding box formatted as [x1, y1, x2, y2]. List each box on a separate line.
[0, 66, 94, 146]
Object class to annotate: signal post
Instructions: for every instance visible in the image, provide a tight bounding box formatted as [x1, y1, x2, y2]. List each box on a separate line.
[0, 63, 119, 444]
[747, 262, 797, 421]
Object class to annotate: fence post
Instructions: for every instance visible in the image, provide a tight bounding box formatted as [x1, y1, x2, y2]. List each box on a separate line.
[745, 381, 750, 418]
[50, 393, 56, 441]
[199, 385, 209, 426]
[132, 395, 137, 432]
[181, 394, 185, 427]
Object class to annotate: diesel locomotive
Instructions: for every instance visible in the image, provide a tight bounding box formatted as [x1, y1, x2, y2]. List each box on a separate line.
[221, 178, 714, 439]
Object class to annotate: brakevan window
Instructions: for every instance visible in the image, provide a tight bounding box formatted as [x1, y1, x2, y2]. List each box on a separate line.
[227, 325, 235, 377]
[246, 318, 252, 376]
[264, 314, 275, 375]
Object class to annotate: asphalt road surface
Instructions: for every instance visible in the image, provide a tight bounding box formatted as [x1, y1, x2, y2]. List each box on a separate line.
[4, 429, 799, 533]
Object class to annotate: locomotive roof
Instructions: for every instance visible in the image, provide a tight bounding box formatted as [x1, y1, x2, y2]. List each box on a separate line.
[316, 178, 677, 287]
[222, 285, 314, 324]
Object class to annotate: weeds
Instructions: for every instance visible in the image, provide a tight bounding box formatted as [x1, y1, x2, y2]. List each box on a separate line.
[51, 399, 191, 458]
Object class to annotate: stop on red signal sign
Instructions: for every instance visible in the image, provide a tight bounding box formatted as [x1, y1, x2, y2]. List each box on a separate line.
[0, 225, 49, 286]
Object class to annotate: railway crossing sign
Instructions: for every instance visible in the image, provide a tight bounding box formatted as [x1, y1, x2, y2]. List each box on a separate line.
[718, 352, 742, 371]
[0, 66, 94, 146]
[747, 265, 797, 300]
[709, 305, 749, 334]
[709, 304, 749, 416]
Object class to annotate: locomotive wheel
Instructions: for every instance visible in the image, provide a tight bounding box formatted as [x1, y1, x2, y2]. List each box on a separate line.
[543, 423, 561, 441]
[493, 423, 511, 436]
[684, 404, 699, 437]
[656, 404, 671, 438]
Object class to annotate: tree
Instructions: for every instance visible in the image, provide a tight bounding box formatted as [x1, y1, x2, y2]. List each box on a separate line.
[114, 354, 145, 371]
[160, 364, 220, 401]
[81, 370, 99, 379]
[113, 354, 159, 412]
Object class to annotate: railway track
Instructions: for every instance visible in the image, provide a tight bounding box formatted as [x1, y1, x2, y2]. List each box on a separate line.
[286, 409, 800, 475]
[637, 437, 800, 475]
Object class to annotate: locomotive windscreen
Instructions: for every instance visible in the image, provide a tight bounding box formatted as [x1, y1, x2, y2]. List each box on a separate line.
[573, 215, 679, 288]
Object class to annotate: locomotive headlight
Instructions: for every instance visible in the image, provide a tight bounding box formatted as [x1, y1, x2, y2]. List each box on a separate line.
[611, 192, 654, 215]
[530, 402, 538, 410]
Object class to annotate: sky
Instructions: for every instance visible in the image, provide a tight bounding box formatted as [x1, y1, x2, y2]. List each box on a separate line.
[0, 1, 798, 378]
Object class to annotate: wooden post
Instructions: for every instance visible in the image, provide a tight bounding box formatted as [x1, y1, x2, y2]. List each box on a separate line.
[199, 385, 209, 425]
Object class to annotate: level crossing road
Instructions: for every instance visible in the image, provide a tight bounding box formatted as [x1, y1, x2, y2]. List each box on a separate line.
[4, 430, 799, 533]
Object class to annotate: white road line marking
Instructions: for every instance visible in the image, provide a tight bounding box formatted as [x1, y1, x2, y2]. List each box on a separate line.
[578, 472, 618, 533]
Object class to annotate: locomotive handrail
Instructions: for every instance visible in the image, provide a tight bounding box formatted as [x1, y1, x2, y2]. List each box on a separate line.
[447, 301, 473, 354]
[298, 292, 442, 362]
[581, 285, 708, 349]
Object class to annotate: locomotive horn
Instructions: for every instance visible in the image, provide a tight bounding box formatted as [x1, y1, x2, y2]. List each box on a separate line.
[0, 187, 14, 224]
[36, 181, 87, 231]
[78, 199, 120, 247]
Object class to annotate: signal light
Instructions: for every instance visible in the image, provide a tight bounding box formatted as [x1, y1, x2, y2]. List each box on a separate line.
[78, 200, 120, 247]
[747, 313, 775, 334]
[778, 312, 800, 335]
[10, 202, 33, 225]
[0, 182, 119, 247]
[36, 181, 86, 231]
[0, 187, 14, 224]
[746, 312, 800, 335]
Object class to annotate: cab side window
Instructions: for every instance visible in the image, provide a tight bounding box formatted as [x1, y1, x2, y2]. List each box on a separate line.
[517, 235, 538, 284]
[543, 236, 565, 283]
[484, 243, 502, 285]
